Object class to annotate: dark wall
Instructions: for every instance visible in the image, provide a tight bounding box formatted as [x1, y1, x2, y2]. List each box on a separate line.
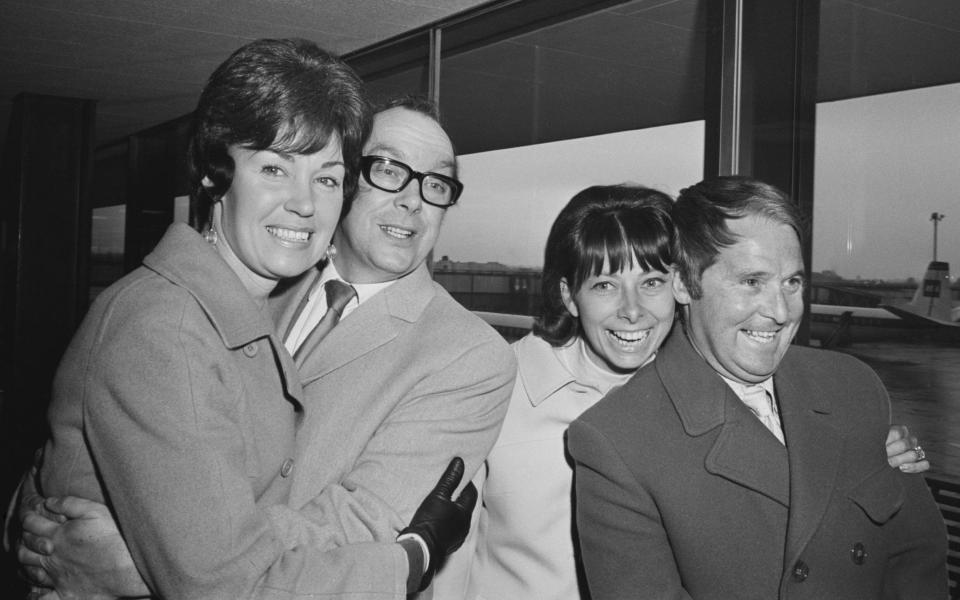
[0, 93, 95, 594]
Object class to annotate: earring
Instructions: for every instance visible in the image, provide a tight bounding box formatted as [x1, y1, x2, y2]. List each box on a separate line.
[325, 244, 337, 259]
[203, 226, 219, 246]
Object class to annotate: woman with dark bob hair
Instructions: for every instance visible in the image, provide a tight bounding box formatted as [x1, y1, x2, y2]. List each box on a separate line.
[439, 184, 680, 598]
[24, 38, 468, 598]
[437, 183, 929, 599]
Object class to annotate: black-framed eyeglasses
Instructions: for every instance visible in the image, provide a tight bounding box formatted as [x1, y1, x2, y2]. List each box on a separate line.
[360, 155, 463, 208]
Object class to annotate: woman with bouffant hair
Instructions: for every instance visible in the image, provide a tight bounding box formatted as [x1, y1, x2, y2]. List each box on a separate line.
[25, 39, 466, 599]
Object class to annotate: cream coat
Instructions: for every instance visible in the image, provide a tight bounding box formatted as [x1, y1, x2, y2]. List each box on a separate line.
[437, 333, 621, 599]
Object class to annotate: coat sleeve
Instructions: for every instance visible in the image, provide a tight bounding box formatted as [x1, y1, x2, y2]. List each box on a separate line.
[71, 293, 407, 599]
[293, 333, 514, 559]
[568, 417, 694, 600]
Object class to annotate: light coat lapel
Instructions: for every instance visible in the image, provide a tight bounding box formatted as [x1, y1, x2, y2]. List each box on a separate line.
[269, 265, 323, 343]
[295, 264, 437, 384]
[775, 361, 843, 567]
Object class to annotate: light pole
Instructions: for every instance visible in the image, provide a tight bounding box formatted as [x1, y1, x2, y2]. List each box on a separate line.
[931, 212, 945, 261]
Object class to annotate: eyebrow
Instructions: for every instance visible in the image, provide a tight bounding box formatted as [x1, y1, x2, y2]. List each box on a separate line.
[264, 149, 344, 169]
[263, 149, 295, 161]
[366, 143, 455, 173]
[734, 269, 771, 279]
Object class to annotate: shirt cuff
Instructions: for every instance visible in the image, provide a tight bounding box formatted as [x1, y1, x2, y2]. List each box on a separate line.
[396, 532, 430, 574]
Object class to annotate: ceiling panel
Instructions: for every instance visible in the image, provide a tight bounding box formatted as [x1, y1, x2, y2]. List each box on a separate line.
[1, 0, 959, 155]
[0, 0, 493, 150]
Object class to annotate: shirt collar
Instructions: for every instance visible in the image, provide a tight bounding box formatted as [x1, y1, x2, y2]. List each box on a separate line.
[317, 260, 394, 310]
[719, 374, 776, 403]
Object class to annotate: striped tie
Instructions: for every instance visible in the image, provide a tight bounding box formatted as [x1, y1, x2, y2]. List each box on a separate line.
[293, 279, 356, 366]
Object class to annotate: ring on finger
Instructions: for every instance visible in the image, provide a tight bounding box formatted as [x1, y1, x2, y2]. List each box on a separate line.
[914, 445, 926, 462]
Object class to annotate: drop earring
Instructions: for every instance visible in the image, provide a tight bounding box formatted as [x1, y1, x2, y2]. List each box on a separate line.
[203, 226, 219, 245]
[325, 243, 337, 259]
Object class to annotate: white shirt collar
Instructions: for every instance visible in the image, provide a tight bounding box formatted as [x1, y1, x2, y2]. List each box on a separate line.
[319, 260, 393, 312]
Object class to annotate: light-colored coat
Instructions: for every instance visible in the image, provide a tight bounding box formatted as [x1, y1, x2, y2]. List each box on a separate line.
[569, 330, 947, 600]
[437, 333, 620, 599]
[271, 262, 516, 562]
[40, 224, 408, 599]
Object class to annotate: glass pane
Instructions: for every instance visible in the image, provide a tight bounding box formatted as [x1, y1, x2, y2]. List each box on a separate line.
[442, 0, 706, 155]
[348, 33, 429, 106]
[365, 65, 428, 107]
[813, 0, 960, 483]
[173, 195, 190, 225]
[436, 0, 707, 338]
[90, 205, 126, 301]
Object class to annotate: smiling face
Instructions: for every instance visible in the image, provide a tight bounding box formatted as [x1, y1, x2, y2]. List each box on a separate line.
[562, 258, 676, 374]
[673, 215, 805, 384]
[213, 141, 344, 294]
[333, 107, 454, 283]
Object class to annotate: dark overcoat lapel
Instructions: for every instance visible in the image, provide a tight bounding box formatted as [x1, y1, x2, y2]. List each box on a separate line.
[657, 332, 790, 506]
[774, 357, 844, 572]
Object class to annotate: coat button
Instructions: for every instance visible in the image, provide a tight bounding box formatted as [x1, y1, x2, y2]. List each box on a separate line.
[243, 343, 258, 357]
[791, 560, 809, 582]
[280, 458, 294, 477]
[850, 542, 867, 565]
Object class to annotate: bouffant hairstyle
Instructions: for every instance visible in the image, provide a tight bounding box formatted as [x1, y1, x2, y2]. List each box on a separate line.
[189, 38, 370, 228]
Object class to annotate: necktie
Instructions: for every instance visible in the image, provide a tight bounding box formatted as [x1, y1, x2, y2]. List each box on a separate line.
[741, 385, 785, 445]
[293, 279, 356, 365]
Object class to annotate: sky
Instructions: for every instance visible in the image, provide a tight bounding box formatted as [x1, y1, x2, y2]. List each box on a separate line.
[812, 83, 960, 281]
[436, 83, 960, 282]
[435, 121, 704, 269]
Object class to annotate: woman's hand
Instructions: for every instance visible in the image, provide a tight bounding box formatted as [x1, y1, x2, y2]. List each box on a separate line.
[886, 424, 930, 473]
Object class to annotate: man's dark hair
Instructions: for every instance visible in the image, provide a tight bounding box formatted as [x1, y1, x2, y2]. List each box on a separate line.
[189, 38, 370, 228]
[376, 93, 441, 121]
[535, 184, 676, 346]
[672, 175, 804, 299]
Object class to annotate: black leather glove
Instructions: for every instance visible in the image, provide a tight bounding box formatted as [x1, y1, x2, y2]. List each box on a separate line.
[399, 456, 477, 592]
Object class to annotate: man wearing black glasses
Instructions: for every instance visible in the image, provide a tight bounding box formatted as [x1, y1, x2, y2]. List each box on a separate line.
[15, 95, 516, 597]
[273, 97, 516, 583]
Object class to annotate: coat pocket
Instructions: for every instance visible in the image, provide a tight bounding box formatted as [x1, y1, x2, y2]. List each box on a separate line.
[847, 465, 904, 524]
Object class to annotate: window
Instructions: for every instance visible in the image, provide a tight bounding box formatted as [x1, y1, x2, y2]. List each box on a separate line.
[435, 0, 707, 327]
[812, 0, 960, 486]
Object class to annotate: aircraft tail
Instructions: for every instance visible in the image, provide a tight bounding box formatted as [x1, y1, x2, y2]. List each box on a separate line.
[904, 261, 957, 323]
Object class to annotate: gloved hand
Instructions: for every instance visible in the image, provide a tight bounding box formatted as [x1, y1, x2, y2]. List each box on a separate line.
[399, 457, 477, 592]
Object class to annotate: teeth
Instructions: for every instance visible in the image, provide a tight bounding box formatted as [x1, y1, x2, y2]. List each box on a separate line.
[267, 226, 311, 242]
[608, 329, 650, 345]
[743, 330, 777, 343]
[380, 225, 414, 239]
